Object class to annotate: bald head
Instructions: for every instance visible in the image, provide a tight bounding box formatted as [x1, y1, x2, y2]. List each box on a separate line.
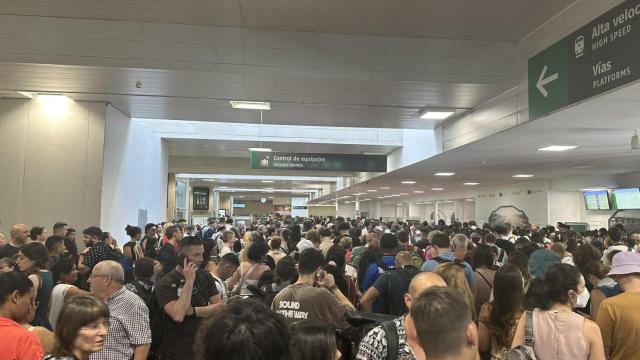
[94, 260, 125, 282]
[10, 224, 29, 245]
[396, 251, 413, 267]
[408, 272, 447, 298]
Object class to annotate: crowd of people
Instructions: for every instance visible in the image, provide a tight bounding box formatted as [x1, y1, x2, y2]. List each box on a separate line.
[0, 216, 639, 360]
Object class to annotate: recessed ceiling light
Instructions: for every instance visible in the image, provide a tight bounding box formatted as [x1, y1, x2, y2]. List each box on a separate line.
[379, 186, 391, 190]
[434, 172, 455, 176]
[431, 188, 444, 191]
[513, 174, 534, 178]
[17, 91, 35, 99]
[413, 190, 424, 194]
[463, 182, 480, 186]
[367, 189, 378, 192]
[238, 196, 245, 198]
[363, 199, 372, 201]
[420, 110, 456, 120]
[400, 193, 408, 195]
[401, 181, 416, 184]
[230, 100, 271, 110]
[261, 180, 274, 183]
[248, 147, 272, 152]
[268, 196, 274, 198]
[396, 204, 404, 206]
[538, 145, 578, 152]
[581, 188, 607, 191]
[465, 198, 475, 202]
[377, 196, 386, 199]
[570, 165, 594, 169]
[265, 187, 274, 190]
[218, 186, 229, 189]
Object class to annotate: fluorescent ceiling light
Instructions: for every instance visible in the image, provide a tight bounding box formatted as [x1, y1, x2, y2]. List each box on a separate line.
[230, 100, 271, 110]
[367, 189, 378, 192]
[463, 182, 480, 186]
[261, 180, 274, 183]
[443, 200, 455, 203]
[513, 174, 534, 178]
[413, 190, 424, 194]
[431, 188, 444, 191]
[218, 186, 228, 189]
[538, 145, 578, 152]
[420, 110, 456, 120]
[401, 181, 416, 184]
[363, 199, 372, 201]
[17, 91, 35, 99]
[377, 196, 386, 199]
[581, 188, 607, 191]
[570, 165, 594, 169]
[434, 172, 455, 176]
[400, 193, 408, 195]
[248, 147, 272, 152]
[465, 198, 475, 202]
[379, 186, 391, 190]
[396, 204, 404, 206]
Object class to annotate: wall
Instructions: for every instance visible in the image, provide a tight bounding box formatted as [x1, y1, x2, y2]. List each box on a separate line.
[0, 98, 105, 237]
[475, 180, 549, 227]
[233, 201, 274, 216]
[387, 129, 438, 171]
[100, 109, 168, 244]
[308, 205, 335, 217]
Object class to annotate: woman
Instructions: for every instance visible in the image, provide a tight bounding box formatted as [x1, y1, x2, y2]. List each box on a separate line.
[511, 264, 605, 360]
[325, 244, 358, 307]
[220, 230, 237, 257]
[194, 299, 289, 360]
[472, 243, 496, 315]
[124, 225, 144, 262]
[227, 241, 270, 297]
[507, 251, 532, 293]
[49, 257, 91, 331]
[290, 320, 341, 360]
[478, 264, 524, 360]
[583, 260, 621, 320]
[16, 242, 53, 330]
[0, 271, 44, 360]
[140, 223, 158, 259]
[433, 262, 476, 320]
[44, 295, 109, 360]
[30, 226, 48, 244]
[267, 236, 285, 264]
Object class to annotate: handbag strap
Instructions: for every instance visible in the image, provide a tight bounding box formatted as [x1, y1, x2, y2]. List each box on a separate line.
[233, 263, 259, 296]
[474, 270, 493, 289]
[524, 310, 534, 347]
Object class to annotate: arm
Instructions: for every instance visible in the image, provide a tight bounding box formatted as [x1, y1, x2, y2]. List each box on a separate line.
[28, 274, 40, 298]
[226, 265, 242, 291]
[478, 320, 491, 352]
[78, 249, 90, 274]
[317, 270, 355, 310]
[359, 287, 380, 312]
[193, 294, 224, 318]
[163, 261, 197, 323]
[595, 302, 613, 359]
[511, 312, 527, 348]
[331, 287, 356, 310]
[64, 286, 91, 301]
[133, 344, 151, 360]
[585, 320, 605, 360]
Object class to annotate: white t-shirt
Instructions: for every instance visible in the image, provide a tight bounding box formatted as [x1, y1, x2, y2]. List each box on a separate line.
[49, 283, 73, 331]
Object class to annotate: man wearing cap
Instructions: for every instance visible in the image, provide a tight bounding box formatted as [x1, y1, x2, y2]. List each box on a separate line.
[596, 252, 640, 360]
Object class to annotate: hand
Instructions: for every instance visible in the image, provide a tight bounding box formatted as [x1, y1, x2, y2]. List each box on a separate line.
[316, 270, 336, 290]
[183, 258, 197, 284]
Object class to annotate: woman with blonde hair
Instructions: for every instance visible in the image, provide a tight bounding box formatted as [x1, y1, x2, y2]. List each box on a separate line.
[433, 262, 476, 320]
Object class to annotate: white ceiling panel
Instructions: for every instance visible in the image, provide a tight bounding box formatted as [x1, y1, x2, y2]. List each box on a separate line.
[0, 0, 576, 42]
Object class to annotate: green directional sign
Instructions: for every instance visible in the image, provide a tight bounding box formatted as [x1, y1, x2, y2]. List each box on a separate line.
[250, 151, 387, 172]
[529, 0, 640, 119]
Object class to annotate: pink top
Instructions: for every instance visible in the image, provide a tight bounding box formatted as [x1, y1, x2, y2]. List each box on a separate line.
[532, 309, 588, 360]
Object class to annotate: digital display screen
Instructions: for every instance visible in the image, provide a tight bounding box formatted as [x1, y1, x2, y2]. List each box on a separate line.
[611, 188, 640, 210]
[583, 190, 610, 210]
[232, 203, 246, 208]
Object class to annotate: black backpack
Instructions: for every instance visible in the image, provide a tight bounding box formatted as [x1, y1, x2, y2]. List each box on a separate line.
[433, 256, 466, 268]
[380, 267, 416, 316]
[341, 311, 399, 360]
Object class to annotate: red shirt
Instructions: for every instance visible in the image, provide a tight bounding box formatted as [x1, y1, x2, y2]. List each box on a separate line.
[0, 317, 44, 360]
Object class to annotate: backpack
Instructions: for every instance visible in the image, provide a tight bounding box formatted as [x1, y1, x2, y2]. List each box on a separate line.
[341, 311, 399, 360]
[506, 311, 537, 360]
[380, 267, 417, 315]
[433, 256, 466, 268]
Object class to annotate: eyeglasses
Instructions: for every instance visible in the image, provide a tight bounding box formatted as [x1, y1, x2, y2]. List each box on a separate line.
[81, 319, 110, 332]
[89, 274, 124, 282]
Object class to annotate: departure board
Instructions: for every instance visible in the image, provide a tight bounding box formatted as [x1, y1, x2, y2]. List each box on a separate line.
[583, 190, 611, 210]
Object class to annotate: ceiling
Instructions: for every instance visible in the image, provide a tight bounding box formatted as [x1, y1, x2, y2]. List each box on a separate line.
[0, 0, 577, 42]
[310, 81, 640, 204]
[166, 138, 400, 158]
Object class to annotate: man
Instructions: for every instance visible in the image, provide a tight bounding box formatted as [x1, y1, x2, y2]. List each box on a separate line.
[597, 252, 640, 360]
[52, 222, 67, 237]
[361, 233, 398, 292]
[140, 223, 158, 259]
[80, 227, 113, 273]
[360, 251, 420, 315]
[272, 248, 355, 329]
[318, 227, 334, 257]
[45, 235, 66, 264]
[0, 224, 30, 259]
[397, 230, 424, 268]
[155, 236, 222, 360]
[209, 252, 239, 304]
[409, 287, 478, 360]
[89, 260, 151, 360]
[493, 224, 516, 256]
[451, 233, 469, 262]
[157, 225, 180, 261]
[350, 231, 381, 268]
[336, 221, 351, 239]
[356, 272, 447, 360]
[421, 233, 474, 286]
[484, 233, 507, 265]
[63, 226, 78, 259]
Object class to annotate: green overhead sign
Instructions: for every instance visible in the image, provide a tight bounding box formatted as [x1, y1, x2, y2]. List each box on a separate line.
[529, 0, 640, 119]
[250, 151, 387, 172]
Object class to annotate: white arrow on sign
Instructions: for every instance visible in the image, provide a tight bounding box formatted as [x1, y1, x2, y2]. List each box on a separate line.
[536, 65, 559, 98]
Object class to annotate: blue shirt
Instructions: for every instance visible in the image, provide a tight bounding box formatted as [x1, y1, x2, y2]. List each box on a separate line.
[421, 252, 474, 285]
[362, 256, 396, 291]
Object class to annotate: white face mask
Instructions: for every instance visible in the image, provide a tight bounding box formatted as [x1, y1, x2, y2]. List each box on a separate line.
[571, 288, 590, 308]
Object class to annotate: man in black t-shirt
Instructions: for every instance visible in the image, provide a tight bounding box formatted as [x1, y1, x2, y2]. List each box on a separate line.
[0, 224, 29, 260]
[155, 236, 222, 360]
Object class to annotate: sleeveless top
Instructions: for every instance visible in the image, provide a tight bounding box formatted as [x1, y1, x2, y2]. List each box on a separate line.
[532, 309, 588, 360]
[32, 271, 54, 330]
[49, 283, 73, 331]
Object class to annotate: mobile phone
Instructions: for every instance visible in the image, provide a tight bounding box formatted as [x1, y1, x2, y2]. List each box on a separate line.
[178, 253, 188, 266]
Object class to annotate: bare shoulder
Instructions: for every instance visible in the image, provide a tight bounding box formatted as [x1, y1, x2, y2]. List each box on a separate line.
[584, 318, 602, 336]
